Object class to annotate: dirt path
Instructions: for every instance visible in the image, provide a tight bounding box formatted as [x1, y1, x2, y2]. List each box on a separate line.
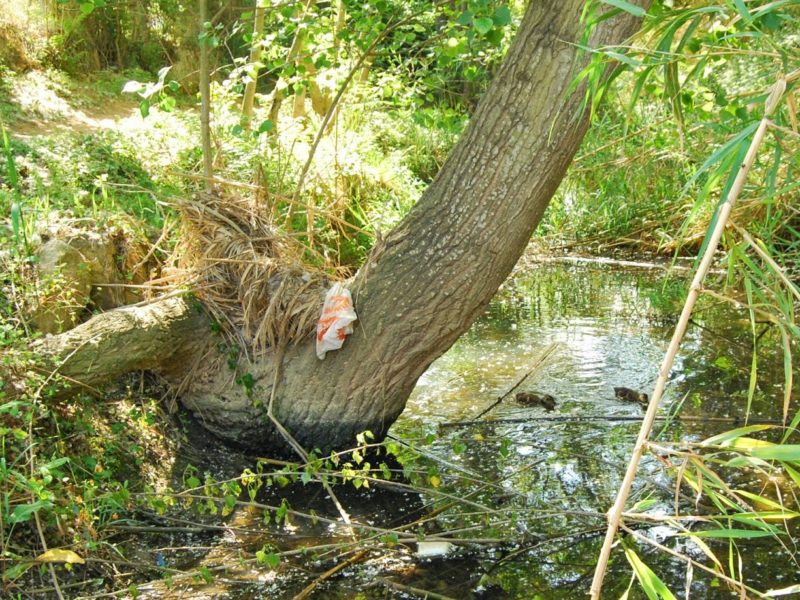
[6, 70, 148, 139]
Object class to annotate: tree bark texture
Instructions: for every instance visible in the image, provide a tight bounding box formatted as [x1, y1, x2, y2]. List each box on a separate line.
[18, 0, 648, 454]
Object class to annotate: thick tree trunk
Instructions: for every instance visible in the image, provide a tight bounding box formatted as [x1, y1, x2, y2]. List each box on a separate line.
[16, 0, 647, 454]
[181, 0, 648, 451]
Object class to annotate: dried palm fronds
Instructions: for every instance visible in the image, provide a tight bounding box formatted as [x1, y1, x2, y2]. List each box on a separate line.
[172, 191, 329, 357]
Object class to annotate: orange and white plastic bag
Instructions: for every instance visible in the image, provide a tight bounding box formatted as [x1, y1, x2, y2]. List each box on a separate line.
[316, 283, 357, 359]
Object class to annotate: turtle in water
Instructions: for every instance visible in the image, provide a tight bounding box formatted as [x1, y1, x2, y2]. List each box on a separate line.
[515, 392, 557, 411]
[614, 387, 649, 408]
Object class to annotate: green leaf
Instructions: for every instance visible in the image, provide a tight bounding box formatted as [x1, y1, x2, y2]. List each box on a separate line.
[10, 203, 21, 244]
[624, 547, 677, 600]
[456, 10, 473, 25]
[265, 552, 280, 569]
[493, 6, 512, 26]
[3, 124, 18, 190]
[750, 445, 800, 462]
[732, 0, 751, 20]
[785, 465, 800, 488]
[603, 50, 641, 67]
[473, 17, 494, 36]
[690, 528, 775, 539]
[682, 123, 758, 195]
[9, 501, 51, 524]
[702, 424, 775, 447]
[600, 0, 646, 17]
[160, 96, 177, 112]
[257, 120, 274, 134]
[139, 100, 150, 118]
[79, 2, 94, 15]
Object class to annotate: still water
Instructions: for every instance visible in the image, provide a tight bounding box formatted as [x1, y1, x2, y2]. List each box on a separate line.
[138, 259, 799, 599]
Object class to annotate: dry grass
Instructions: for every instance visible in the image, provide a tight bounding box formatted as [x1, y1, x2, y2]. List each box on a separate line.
[172, 191, 329, 357]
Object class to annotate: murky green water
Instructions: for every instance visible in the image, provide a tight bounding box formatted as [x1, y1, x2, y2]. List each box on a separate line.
[136, 259, 798, 599]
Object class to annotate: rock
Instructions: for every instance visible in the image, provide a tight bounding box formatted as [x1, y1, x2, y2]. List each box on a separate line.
[32, 239, 94, 334]
[31, 231, 145, 334]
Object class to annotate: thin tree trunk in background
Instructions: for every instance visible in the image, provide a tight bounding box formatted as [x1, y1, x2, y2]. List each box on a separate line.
[268, 0, 315, 126]
[199, 0, 213, 188]
[241, 1, 266, 128]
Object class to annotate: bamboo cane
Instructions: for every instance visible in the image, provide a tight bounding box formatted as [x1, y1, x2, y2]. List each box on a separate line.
[589, 76, 786, 600]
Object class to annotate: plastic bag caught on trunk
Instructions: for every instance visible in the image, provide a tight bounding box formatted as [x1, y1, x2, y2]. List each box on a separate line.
[316, 283, 357, 359]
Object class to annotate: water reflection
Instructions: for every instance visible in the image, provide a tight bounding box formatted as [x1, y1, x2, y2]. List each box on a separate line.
[391, 260, 797, 598]
[133, 260, 797, 598]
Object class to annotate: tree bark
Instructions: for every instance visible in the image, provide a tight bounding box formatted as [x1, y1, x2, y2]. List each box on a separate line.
[17, 0, 648, 454]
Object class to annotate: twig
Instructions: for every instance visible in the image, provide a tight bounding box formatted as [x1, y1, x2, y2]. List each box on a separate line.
[376, 578, 459, 600]
[589, 77, 787, 599]
[131, 219, 173, 273]
[472, 343, 558, 420]
[293, 549, 369, 600]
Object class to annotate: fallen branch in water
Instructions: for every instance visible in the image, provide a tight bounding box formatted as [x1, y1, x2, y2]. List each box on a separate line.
[375, 578, 459, 600]
[293, 549, 370, 600]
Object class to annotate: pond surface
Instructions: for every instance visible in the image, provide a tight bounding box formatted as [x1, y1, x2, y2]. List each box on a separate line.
[136, 259, 798, 599]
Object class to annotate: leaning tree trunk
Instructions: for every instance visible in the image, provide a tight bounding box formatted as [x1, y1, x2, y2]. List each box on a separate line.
[16, 0, 648, 453]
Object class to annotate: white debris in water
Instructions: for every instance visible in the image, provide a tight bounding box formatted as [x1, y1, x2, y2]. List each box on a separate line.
[416, 541, 455, 558]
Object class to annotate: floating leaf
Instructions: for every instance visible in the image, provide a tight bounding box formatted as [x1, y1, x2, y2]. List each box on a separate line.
[35, 549, 85, 565]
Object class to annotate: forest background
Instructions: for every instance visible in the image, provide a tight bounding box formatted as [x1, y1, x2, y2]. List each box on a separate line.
[0, 0, 799, 598]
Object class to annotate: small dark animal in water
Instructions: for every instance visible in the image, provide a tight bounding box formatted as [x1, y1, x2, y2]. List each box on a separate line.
[614, 387, 649, 407]
[515, 392, 557, 411]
